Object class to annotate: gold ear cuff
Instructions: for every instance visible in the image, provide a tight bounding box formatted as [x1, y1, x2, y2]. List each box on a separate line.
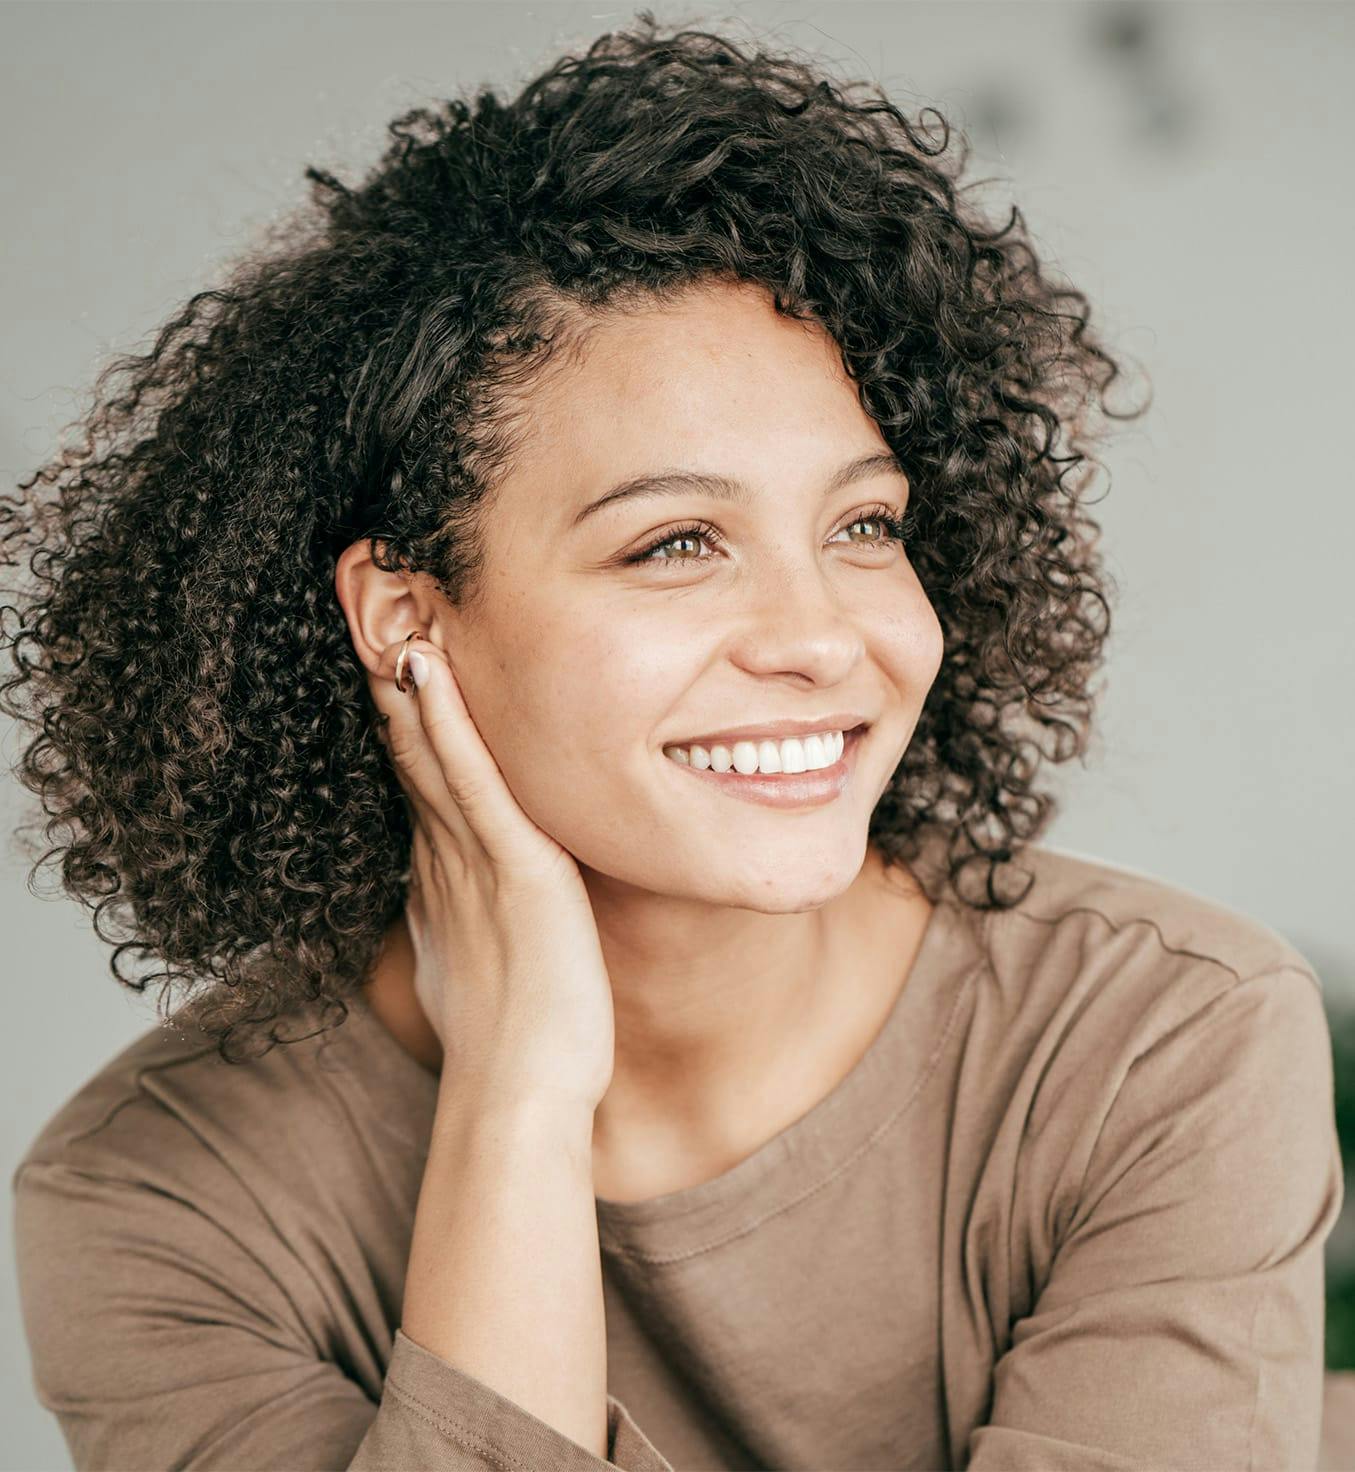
[393, 630, 423, 695]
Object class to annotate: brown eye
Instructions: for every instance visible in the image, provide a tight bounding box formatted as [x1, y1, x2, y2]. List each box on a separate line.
[625, 521, 720, 566]
[833, 504, 912, 549]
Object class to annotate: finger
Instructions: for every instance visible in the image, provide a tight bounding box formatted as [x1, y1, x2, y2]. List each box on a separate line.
[368, 639, 480, 857]
[395, 639, 548, 871]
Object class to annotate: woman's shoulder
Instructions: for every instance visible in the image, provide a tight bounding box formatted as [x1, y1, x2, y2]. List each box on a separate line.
[970, 840, 1326, 1077]
[912, 823, 1313, 991]
[12, 992, 392, 1198]
[1007, 840, 1315, 982]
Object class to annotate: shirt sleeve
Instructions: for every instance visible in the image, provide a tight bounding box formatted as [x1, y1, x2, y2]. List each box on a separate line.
[964, 965, 1344, 1471]
[11, 1158, 673, 1471]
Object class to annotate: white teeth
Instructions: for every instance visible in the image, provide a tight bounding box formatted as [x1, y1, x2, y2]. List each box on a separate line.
[732, 742, 762, 775]
[662, 729, 848, 775]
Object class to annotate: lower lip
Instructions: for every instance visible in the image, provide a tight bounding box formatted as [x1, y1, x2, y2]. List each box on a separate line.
[661, 728, 867, 809]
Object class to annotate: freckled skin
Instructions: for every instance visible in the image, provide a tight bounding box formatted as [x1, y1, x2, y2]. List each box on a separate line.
[339, 277, 945, 1198]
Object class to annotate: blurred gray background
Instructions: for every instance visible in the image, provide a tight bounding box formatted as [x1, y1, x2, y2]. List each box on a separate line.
[3, 2, 1352, 1467]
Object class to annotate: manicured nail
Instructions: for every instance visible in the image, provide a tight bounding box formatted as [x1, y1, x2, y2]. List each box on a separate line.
[408, 649, 429, 688]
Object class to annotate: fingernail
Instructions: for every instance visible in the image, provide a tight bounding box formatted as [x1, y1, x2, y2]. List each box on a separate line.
[408, 649, 429, 689]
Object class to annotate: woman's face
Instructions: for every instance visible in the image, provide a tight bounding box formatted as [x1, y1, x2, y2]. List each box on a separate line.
[438, 279, 944, 913]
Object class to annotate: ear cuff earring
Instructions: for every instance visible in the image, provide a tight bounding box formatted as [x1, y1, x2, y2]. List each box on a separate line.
[394, 631, 423, 695]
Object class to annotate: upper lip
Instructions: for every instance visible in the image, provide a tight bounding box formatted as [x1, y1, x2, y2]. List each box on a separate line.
[668, 713, 871, 748]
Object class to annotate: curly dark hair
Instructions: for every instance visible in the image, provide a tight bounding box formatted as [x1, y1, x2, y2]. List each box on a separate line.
[0, 12, 1144, 1063]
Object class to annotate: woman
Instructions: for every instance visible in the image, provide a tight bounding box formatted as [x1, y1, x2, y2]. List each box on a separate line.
[4, 15, 1340, 1471]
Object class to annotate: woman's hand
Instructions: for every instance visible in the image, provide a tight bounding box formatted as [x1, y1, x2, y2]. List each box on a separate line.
[367, 635, 616, 1113]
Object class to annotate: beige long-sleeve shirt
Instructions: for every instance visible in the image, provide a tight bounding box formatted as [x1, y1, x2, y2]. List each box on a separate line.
[12, 827, 1343, 1470]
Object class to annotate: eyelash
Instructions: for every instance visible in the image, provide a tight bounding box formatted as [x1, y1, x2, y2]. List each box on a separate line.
[623, 503, 915, 571]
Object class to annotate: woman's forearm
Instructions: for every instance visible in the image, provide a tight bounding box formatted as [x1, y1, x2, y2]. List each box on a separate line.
[399, 1074, 608, 1460]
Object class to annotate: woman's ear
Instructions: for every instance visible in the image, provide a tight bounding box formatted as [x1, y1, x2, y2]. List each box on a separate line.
[333, 538, 431, 678]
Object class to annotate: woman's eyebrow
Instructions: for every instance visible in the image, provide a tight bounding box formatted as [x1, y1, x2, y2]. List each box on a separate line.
[569, 450, 908, 528]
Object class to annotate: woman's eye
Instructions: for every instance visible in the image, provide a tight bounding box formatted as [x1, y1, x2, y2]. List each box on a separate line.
[836, 510, 911, 548]
[623, 506, 911, 570]
[627, 522, 719, 567]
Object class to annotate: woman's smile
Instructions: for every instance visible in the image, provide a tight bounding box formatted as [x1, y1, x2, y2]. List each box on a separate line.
[658, 724, 869, 809]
